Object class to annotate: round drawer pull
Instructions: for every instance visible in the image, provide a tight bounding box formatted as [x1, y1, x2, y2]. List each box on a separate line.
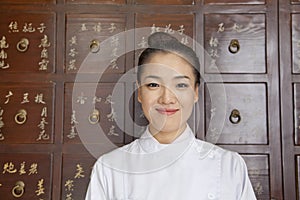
[89, 39, 100, 53]
[88, 109, 100, 124]
[16, 38, 29, 52]
[15, 109, 27, 125]
[12, 181, 25, 198]
[228, 39, 240, 54]
[229, 109, 241, 124]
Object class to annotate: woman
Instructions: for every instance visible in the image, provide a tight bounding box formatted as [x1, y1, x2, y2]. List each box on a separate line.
[85, 32, 257, 200]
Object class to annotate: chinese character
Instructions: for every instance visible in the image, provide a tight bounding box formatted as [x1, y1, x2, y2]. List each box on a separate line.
[76, 93, 87, 104]
[151, 24, 160, 34]
[66, 193, 73, 200]
[21, 93, 30, 104]
[217, 23, 225, 33]
[92, 96, 102, 104]
[105, 94, 114, 104]
[181, 36, 188, 45]
[0, 61, 10, 69]
[36, 130, 49, 141]
[108, 125, 119, 136]
[107, 107, 117, 122]
[38, 59, 49, 70]
[177, 25, 185, 35]
[93, 22, 102, 33]
[19, 162, 26, 175]
[35, 93, 46, 104]
[67, 126, 77, 139]
[209, 37, 219, 48]
[69, 48, 78, 57]
[0, 36, 9, 49]
[41, 48, 48, 59]
[232, 23, 242, 32]
[209, 49, 219, 58]
[68, 59, 76, 71]
[164, 24, 175, 34]
[71, 110, 79, 125]
[74, 164, 85, 179]
[108, 23, 117, 33]
[37, 23, 46, 33]
[39, 35, 51, 48]
[65, 179, 74, 191]
[35, 179, 45, 196]
[38, 117, 48, 130]
[137, 37, 147, 48]
[110, 36, 119, 47]
[23, 23, 36, 33]
[41, 107, 47, 117]
[3, 162, 17, 174]
[4, 91, 13, 104]
[69, 36, 77, 46]
[8, 21, 19, 33]
[0, 50, 7, 59]
[110, 58, 118, 69]
[28, 163, 38, 175]
[80, 23, 88, 31]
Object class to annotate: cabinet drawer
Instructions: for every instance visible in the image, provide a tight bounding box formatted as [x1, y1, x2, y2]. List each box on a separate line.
[292, 14, 300, 73]
[203, 0, 265, 4]
[65, 14, 126, 74]
[61, 154, 96, 200]
[0, 13, 55, 73]
[204, 14, 266, 73]
[0, 153, 52, 199]
[293, 84, 300, 145]
[242, 154, 270, 199]
[134, 0, 194, 5]
[64, 83, 125, 144]
[205, 83, 267, 144]
[66, 0, 125, 4]
[0, 0, 54, 3]
[0, 83, 54, 143]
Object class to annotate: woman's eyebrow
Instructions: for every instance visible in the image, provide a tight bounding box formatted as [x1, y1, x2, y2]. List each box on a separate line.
[144, 75, 162, 80]
[174, 75, 190, 80]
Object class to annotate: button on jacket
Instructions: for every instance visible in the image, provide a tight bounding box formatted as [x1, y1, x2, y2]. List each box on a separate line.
[85, 125, 257, 200]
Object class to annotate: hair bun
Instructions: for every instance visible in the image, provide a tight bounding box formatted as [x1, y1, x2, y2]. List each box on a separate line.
[148, 32, 179, 48]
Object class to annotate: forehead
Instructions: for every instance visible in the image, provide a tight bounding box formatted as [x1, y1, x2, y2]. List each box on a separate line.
[141, 52, 195, 78]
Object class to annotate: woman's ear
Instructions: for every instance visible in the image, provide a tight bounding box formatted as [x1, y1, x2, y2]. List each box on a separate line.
[194, 85, 199, 103]
[136, 81, 142, 103]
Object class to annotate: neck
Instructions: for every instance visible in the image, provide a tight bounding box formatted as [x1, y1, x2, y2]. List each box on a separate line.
[149, 124, 187, 144]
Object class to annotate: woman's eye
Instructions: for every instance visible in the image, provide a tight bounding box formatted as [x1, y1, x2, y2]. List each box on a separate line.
[146, 83, 159, 88]
[176, 83, 189, 88]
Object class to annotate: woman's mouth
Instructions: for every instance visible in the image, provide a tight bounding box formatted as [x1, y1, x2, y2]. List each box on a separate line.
[156, 108, 179, 116]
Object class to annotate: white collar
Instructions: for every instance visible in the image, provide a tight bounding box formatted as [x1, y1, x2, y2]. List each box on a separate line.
[138, 124, 195, 153]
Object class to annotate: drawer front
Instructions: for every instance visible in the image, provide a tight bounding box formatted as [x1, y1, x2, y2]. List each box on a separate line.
[0, 153, 52, 199]
[64, 83, 125, 144]
[66, 0, 125, 4]
[65, 14, 126, 74]
[204, 0, 265, 4]
[61, 154, 96, 200]
[293, 84, 300, 144]
[0, 13, 55, 73]
[204, 14, 266, 73]
[0, 83, 54, 143]
[0, 0, 55, 3]
[205, 83, 267, 144]
[242, 155, 270, 199]
[134, 0, 195, 5]
[292, 14, 300, 73]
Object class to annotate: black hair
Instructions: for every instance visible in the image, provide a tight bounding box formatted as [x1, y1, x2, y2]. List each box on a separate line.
[137, 32, 200, 87]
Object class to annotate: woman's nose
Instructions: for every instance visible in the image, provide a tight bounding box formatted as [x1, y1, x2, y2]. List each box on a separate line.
[158, 86, 176, 104]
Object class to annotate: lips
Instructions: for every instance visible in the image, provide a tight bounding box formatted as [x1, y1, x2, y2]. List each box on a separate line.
[156, 108, 179, 115]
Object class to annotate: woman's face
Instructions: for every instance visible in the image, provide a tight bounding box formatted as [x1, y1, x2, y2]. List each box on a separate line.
[138, 52, 199, 135]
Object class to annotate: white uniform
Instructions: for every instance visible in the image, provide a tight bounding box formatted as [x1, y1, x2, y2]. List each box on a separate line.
[85, 125, 257, 200]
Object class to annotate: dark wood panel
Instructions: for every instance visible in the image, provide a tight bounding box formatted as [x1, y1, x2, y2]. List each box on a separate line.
[205, 83, 268, 144]
[0, 83, 54, 144]
[64, 83, 125, 144]
[0, 0, 55, 3]
[66, 0, 125, 4]
[0, 12, 55, 73]
[203, 0, 265, 4]
[134, 0, 194, 5]
[0, 153, 52, 199]
[204, 14, 266, 73]
[65, 14, 126, 74]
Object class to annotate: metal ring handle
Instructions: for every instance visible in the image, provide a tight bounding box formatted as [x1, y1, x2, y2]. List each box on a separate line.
[15, 109, 27, 125]
[228, 39, 240, 54]
[229, 109, 241, 124]
[12, 181, 25, 198]
[89, 39, 100, 53]
[88, 109, 100, 124]
[16, 38, 29, 52]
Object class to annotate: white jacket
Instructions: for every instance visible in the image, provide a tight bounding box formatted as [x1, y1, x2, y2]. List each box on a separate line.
[85, 125, 257, 200]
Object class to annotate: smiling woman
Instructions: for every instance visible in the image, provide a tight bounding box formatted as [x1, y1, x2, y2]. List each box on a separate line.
[85, 32, 257, 200]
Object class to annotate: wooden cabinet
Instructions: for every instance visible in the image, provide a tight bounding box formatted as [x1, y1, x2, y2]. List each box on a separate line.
[0, 0, 292, 199]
